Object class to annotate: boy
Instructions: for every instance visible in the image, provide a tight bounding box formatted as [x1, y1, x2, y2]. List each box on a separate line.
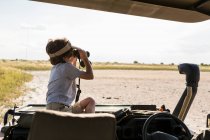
[46, 38, 95, 113]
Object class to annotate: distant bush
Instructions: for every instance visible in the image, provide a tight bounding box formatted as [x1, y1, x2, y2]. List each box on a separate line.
[133, 61, 138, 64]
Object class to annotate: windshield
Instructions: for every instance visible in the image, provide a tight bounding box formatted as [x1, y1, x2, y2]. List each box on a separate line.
[0, 0, 210, 134]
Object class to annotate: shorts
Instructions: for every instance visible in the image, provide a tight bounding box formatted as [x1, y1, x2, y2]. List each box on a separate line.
[46, 102, 83, 113]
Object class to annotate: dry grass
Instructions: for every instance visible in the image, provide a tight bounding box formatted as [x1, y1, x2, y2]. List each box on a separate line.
[0, 66, 32, 122]
[0, 59, 51, 71]
[1, 59, 209, 71]
[92, 62, 178, 71]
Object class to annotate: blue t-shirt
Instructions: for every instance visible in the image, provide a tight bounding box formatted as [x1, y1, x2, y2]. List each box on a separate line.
[46, 63, 83, 106]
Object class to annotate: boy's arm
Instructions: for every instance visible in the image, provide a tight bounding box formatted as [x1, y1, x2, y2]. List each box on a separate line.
[78, 49, 94, 80]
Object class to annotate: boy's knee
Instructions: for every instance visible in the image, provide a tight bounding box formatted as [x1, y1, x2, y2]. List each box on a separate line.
[87, 97, 95, 105]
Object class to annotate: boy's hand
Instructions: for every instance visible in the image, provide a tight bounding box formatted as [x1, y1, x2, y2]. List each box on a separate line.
[72, 46, 88, 60]
[79, 49, 88, 61]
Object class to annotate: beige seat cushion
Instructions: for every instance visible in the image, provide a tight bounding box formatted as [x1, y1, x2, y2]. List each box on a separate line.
[27, 110, 116, 140]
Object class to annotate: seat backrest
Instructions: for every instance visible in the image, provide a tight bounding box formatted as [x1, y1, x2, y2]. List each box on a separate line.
[27, 110, 116, 140]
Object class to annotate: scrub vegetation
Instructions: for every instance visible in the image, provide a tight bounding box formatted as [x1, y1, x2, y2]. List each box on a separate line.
[1, 59, 209, 71]
[0, 66, 32, 105]
[93, 62, 178, 71]
[93, 62, 210, 72]
[0, 65, 32, 122]
[0, 59, 51, 71]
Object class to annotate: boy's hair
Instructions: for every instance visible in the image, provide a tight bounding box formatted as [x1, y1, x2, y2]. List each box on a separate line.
[46, 38, 73, 65]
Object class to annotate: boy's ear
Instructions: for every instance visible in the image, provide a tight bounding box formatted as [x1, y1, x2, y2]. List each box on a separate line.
[63, 56, 67, 62]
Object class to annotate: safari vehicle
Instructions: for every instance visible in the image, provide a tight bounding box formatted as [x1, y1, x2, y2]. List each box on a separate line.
[1, 0, 210, 140]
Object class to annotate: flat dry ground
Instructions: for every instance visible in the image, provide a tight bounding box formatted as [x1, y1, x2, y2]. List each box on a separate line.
[16, 70, 210, 134]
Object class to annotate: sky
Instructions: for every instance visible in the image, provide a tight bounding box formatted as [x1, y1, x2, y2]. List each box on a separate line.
[0, 0, 210, 64]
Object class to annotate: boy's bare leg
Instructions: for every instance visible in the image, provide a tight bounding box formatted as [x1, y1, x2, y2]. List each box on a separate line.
[79, 97, 95, 113]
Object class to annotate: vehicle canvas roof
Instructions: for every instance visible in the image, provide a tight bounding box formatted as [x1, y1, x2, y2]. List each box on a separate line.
[32, 0, 210, 23]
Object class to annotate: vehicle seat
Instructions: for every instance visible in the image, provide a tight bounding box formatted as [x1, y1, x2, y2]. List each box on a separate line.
[27, 110, 116, 140]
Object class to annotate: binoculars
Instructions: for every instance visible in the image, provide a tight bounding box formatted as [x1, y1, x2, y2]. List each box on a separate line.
[72, 49, 91, 68]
